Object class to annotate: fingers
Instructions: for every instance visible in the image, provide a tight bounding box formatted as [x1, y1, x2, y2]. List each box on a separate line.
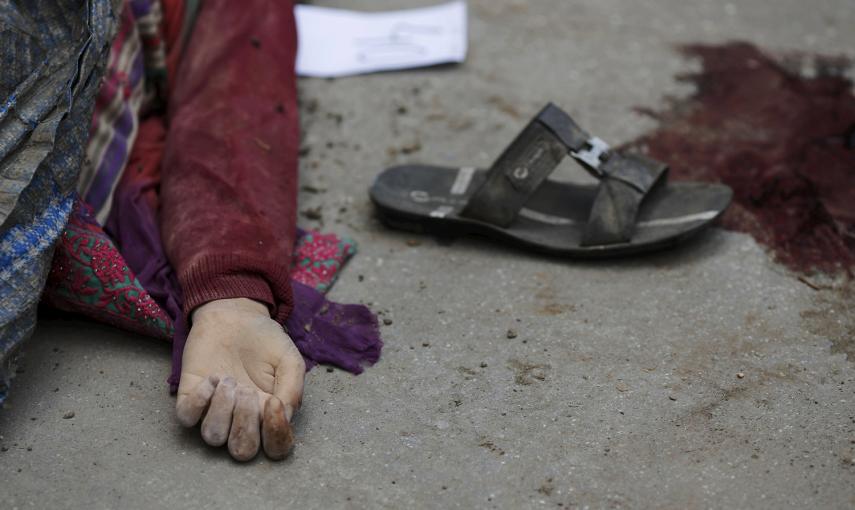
[201, 376, 237, 446]
[259, 355, 304, 461]
[262, 396, 294, 460]
[175, 375, 218, 427]
[272, 355, 306, 421]
[177, 355, 304, 461]
[228, 386, 261, 462]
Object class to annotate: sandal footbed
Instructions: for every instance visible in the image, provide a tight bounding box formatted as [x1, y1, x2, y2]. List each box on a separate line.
[370, 165, 732, 257]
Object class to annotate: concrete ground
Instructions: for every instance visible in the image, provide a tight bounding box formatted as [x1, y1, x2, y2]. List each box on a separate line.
[2, 0, 854, 508]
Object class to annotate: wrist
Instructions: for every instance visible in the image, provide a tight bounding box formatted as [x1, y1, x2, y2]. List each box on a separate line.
[192, 297, 270, 322]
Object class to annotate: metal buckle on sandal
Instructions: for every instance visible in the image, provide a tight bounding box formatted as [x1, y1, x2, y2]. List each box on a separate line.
[571, 137, 610, 175]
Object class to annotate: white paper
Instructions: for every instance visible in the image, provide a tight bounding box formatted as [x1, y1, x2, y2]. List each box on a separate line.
[295, 1, 468, 78]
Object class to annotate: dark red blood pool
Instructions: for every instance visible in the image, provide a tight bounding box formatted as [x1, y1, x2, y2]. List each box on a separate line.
[629, 42, 855, 274]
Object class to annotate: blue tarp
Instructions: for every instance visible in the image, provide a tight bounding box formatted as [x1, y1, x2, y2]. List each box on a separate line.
[0, 0, 122, 402]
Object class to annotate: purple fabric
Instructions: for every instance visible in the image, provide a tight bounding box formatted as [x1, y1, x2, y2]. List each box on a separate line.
[286, 274, 381, 374]
[104, 174, 188, 389]
[130, 0, 155, 17]
[104, 174, 382, 391]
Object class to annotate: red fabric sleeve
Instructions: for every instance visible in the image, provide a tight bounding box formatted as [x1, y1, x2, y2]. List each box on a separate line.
[160, 0, 299, 324]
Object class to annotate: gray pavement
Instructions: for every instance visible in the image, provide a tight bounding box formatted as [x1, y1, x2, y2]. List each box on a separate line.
[2, 1, 854, 508]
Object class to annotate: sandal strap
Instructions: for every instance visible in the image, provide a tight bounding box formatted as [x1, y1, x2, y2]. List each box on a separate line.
[535, 102, 592, 153]
[581, 154, 668, 246]
[461, 103, 667, 242]
[540, 103, 659, 193]
[460, 104, 570, 227]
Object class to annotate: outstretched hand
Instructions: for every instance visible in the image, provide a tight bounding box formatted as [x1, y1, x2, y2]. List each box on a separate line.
[175, 298, 305, 461]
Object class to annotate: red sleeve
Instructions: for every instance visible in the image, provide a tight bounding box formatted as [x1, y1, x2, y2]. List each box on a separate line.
[160, 0, 299, 324]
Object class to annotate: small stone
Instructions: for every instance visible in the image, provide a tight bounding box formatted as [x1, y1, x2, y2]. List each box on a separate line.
[63, 411, 75, 419]
[506, 329, 518, 339]
[736, 372, 745, 379]
[383, 318, 393, 326]
[326, 367, 334, 373]
[301, 207, 323, 221]
[668, 395, 677, 401]
[400, 141, 422, 154]
[300, 184, 325, 194]
[422, 342, 430, 347]
[480, 362, 488, 368]
[616, 382, 629, 392]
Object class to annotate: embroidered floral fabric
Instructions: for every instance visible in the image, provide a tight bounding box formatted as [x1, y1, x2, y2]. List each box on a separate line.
[43, 201, 360, 343]
[291, 231, 356, 293]
[43, 200, 174, 340]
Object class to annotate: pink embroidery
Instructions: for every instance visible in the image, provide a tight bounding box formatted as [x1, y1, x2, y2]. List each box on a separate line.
[44, 205, 358, 341]
[290, 232, 355, 292]
[43, 200, 174, 340]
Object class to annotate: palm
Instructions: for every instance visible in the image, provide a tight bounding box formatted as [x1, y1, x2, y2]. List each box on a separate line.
[174, 299, 306, 461]
[182, 316, 291, 399]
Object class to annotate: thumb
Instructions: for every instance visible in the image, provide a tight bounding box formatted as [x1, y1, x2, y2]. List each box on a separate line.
[272, 354, 306, 420]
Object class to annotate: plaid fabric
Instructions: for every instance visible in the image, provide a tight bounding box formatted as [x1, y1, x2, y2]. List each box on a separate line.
[76, 0, 167, 224]
[133, 0, 168, 96]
